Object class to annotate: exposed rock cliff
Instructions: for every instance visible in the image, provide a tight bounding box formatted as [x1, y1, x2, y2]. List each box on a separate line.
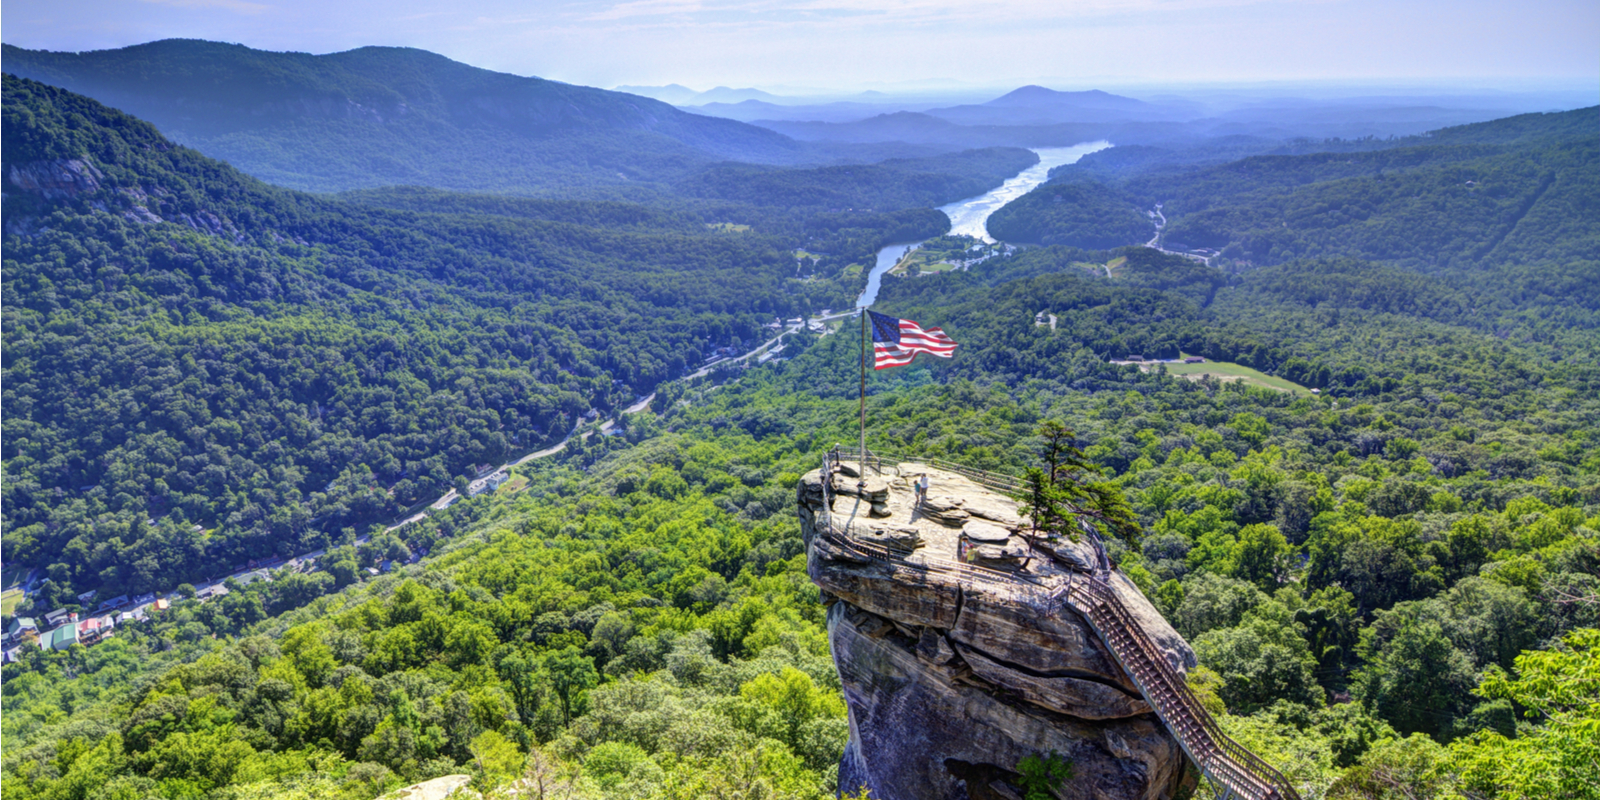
[800, 462, 1196, 800]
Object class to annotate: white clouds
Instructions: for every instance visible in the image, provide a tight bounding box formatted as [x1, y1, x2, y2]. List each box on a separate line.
[137, 0, 271, 15]
[571, 0, 1333, 30]
[582, 0, 707, 22]
[4, 0, 1595, 90]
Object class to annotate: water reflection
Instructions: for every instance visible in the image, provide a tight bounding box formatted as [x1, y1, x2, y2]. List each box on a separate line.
[857, 141, 1111, 308]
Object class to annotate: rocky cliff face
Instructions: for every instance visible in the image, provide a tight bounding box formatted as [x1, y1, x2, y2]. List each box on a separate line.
[799, 463, 1196, 800]
[5, 155, 251, 242]
[7, 159, 105, 200]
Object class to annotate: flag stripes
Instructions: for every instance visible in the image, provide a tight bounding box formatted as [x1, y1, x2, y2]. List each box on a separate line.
[868, 310, 958, 370]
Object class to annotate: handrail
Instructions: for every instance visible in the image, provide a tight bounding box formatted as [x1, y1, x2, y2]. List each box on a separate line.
[829, 444, 1026, 495]
[812, 449, 1301, 800]
[1065, 577, 1298, 799]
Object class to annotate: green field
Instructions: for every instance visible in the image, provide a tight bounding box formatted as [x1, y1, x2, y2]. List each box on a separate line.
[1, 563, 27, 590]
[893, 249, 966, 276]
[1157, 357, 1312, 395]
[2, 589, 22, 617]
[499, 474, 530, 494]
[706, 222, 751, 233]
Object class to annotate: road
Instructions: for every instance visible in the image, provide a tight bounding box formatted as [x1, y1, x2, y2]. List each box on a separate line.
[1144, 203, 1212, 265]
[687, 310, 856, 380]
[22, 311, 853, 640]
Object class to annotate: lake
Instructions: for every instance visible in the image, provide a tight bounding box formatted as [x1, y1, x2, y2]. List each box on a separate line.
[857, 141, 1111, 308]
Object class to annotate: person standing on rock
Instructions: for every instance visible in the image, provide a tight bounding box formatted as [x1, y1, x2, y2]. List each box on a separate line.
[916, 474, 930, 508]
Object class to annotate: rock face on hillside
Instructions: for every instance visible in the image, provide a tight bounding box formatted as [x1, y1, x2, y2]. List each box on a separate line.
[799, 463, 1196, 800]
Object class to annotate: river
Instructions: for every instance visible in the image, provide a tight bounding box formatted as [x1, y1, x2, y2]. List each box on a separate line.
[856, 141, 1111, 308]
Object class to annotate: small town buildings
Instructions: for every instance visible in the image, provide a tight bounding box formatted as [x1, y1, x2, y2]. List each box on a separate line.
[42, 609, 76, 628]
[41, 624, 78, 651]
[196, 585, 230, 602]
[97, 595, 131, 612]
[78, 616, 112, 645]
[467, 470, 510, 497]
[1184, 356, 1205, 363]
[4, 617, 37, 646]
[117, 608, 149, 625]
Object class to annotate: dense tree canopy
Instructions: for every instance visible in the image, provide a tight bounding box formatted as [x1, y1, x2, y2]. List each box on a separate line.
[3, 72, 1597, 800]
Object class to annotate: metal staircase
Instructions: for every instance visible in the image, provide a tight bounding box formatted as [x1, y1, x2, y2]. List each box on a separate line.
[817, 447, 1301, 800]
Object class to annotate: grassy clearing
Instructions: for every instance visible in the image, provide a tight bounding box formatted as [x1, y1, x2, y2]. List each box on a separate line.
[894, 249, 961, 276]
[706, 222, 751, 233]
[2, 589, 22, 617]
[499, 474, 530, 494]
[1, 564, 27, 590]
[1159, 357, 1312, 395]
[1073, 255, 1126, 277]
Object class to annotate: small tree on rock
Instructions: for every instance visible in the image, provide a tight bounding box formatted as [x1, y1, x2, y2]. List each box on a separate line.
[1020, 421, 1141, 556]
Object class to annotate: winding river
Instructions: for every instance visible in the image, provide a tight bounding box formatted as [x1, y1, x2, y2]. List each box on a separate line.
[856, 141, 1111, 308]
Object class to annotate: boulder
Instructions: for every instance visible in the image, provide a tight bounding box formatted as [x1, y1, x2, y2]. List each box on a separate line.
[798, 468, 1196, 800]
[963, 520, 1014, 543]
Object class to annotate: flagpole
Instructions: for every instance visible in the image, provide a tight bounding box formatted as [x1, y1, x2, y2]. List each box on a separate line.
[859, 308, 867, 481]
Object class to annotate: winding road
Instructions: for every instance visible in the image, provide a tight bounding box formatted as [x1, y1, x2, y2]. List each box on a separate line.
[1144, 203, 1212, 265]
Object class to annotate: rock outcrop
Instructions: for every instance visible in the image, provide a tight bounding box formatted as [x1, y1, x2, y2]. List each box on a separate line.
[8, 159, 104, 200]
[800, 462, 1196, 800]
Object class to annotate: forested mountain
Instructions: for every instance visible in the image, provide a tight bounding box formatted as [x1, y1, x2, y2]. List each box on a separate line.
[4, 233, 1596, 800]
[985, 181, 1154, 248]
[0, 76, 1042, 601]
[995, 107, 1600, 269]
[2, 65, 1597, 800]
[0, 40, 935, 194]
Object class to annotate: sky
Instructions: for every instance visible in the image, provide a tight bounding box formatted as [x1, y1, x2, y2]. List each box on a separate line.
[4, 0, 1598, 95]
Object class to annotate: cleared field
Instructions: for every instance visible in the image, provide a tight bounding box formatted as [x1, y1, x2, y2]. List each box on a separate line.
[2, 589, 22, 617]
[706, 222, 751, 233]
[1159, 358, 1312, 395]
[499, 474, 530, 494]
[891, 249, 954, 275]
[1, 563, 25, 586]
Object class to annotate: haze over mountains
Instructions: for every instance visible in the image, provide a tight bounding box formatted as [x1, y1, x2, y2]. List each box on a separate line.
[633, 79, 1589, 152]
[3, 26, 1599, 800]
[0, 40, 938, 195]
[8, 39, 1584, 199]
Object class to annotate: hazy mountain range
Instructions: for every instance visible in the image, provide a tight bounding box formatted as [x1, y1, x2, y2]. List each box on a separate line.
[1, 40, 937, 194]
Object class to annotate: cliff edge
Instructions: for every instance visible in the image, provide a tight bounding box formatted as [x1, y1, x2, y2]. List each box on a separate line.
[799, 459, 1197, 800]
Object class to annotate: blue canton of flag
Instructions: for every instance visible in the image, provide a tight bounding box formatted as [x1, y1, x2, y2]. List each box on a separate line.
[868, 310, 958, 370]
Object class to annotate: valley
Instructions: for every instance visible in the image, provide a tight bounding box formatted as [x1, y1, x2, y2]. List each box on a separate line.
[1, 35, 1597, 800]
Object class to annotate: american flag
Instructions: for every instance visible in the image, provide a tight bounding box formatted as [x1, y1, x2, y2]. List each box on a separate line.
[869, 310, 958, 369]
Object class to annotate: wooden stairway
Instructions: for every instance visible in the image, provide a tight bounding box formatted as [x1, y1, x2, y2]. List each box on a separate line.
[1058, 576, 1300, 800]
[816, 449, 1301, 800]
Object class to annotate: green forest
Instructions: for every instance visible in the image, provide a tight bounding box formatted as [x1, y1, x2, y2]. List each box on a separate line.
[1, 76, 1037, 601]
[2, 68, 1598, 800]
[991, 107, 1599, 275]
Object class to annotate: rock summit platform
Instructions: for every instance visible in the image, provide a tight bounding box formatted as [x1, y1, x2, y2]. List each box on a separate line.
[799, 458, 1197, 800]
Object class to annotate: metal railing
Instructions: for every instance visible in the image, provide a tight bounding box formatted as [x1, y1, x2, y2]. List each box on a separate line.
[812, 448, 1302, 800]
[1063, 576, 1299, 800]
[828, 444, 1025, 495]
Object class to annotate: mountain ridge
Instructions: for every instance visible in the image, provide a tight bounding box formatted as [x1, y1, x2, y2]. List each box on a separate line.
[0, 39, 857, 193]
